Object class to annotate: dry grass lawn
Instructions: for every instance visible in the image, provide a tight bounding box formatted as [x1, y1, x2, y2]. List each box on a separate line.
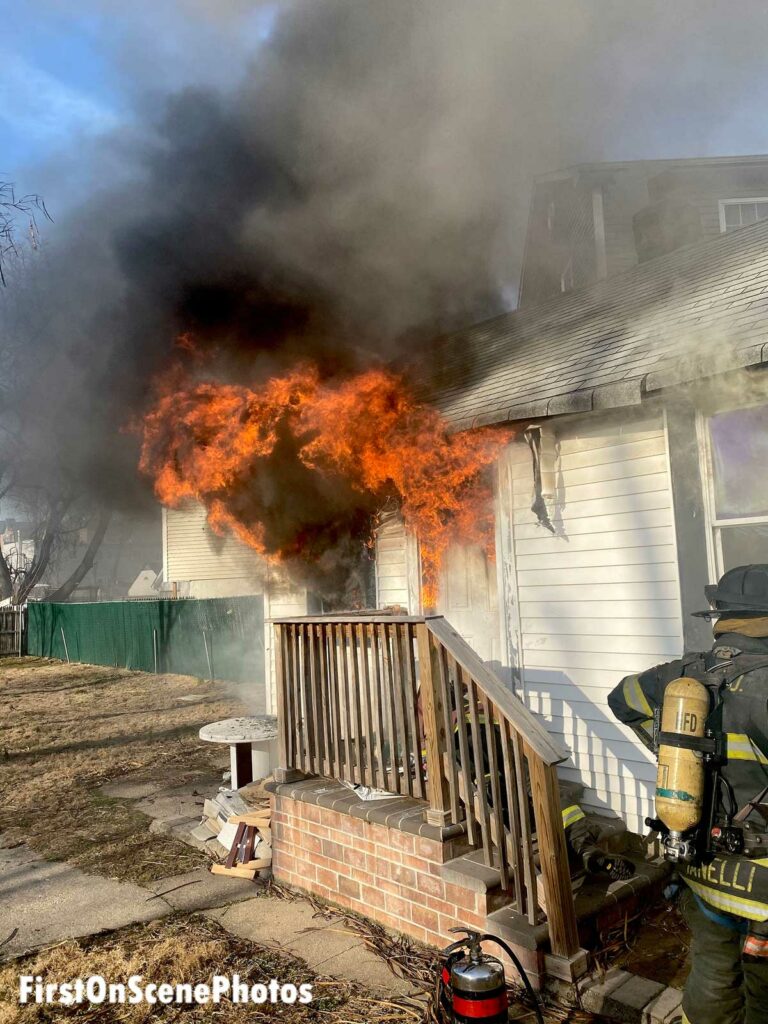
[0, 658, 249, 884]
[0, 914, 417, 1023]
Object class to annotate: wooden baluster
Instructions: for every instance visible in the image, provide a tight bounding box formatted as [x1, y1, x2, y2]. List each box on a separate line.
[337, 623, 355, 782]
[436, 642, 461, 824]
[274, 624, 289, 775]
[286, 624, 297, 768]
[465, 673, 492, 864]
[480, 694, 509, 890]
[380, 623, 403, 795]
[294, 624, 306, 773]
[328, 624, 343, 780]
[401, 624, 425, 800]
[346, 623, 364, 785]
[416, 624, 452, 824]
[512, 732, 538, 926]
[274, 623, 303, 783]
[450, 655, 476, 844]
[306, 623, 322, 776]
[316, 625, 331, 777]
[369, 624, 388, 790]
[499, 717, 525, 915]
[357, 624, 375, 788]
[526, 746, 580, 958]
[389, 623, 410, 796]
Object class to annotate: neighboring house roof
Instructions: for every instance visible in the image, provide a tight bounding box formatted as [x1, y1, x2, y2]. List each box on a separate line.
[425, 217, 768, 430]
[532, 152, 768, 183]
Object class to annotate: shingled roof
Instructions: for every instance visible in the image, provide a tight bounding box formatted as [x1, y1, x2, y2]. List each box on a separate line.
[424, 216, 768, 430]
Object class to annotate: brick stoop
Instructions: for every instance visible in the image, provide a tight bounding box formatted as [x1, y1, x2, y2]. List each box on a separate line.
[267, 778, 547, 986]
[266, 778, 670, 993]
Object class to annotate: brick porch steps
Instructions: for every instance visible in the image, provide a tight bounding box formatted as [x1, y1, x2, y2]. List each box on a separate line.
[440, 813, 670, 952]
[268, 778, 671, 988]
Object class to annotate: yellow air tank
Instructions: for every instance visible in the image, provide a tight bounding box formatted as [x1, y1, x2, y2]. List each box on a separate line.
[655, 677, 710, 834]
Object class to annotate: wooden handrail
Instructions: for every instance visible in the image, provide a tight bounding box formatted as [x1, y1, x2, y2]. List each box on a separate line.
[425, 617, 568, 767]
[273, 613, 580, 960]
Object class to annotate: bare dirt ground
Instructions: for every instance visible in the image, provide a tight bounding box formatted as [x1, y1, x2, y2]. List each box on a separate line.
[0, 913, 429, 1024]
[0, 658, 246, 884]
[0, 658, 636, 1022]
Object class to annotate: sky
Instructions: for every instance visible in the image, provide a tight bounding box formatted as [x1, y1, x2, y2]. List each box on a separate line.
[5, 2, 768, 217]
[4, 1, 768, 552]
[0, 2, 278, 199]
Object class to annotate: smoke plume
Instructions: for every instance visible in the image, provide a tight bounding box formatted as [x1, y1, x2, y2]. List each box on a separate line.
[5, 1, 768, 596]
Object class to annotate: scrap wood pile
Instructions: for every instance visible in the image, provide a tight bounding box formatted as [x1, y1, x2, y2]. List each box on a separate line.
[192, 778, 272, 880]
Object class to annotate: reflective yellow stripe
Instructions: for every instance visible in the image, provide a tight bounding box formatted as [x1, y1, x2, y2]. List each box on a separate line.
[561, 804, 586, 829]
[622, 675, 653, 718]
[683, 877, 768, 922]
[725, 733, 768, 765]
[681, 1013, 692, 1024]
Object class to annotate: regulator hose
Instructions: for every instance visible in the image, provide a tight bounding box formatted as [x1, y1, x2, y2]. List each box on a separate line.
[479, 933, 545, 1024]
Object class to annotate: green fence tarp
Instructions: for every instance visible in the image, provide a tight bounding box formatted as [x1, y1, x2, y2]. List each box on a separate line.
[27, 597, 264, 685]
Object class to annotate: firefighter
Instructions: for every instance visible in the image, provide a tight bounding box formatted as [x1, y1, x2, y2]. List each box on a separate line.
[451, 697, 635, 882]
[608, 565, 768, 1024]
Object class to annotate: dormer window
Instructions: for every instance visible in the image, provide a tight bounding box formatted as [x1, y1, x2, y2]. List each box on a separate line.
[718, 198, 768, 232]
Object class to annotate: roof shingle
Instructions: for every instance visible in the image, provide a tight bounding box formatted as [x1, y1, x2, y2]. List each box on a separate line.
[423, 217, 768, 429]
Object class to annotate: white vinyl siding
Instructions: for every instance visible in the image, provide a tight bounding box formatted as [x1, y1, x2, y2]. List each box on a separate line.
[436, 544, 501, 668]
[375, 514, 421, 613]
[164, 502, 265, 585]
[501, 412, 684, 833]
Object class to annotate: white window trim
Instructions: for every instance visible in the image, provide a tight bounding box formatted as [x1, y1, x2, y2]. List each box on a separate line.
[718, 197, 768, 233]
[696, 398, 768, 579]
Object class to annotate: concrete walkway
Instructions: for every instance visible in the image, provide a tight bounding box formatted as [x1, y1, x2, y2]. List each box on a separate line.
[0, 839, 255, 962]
[207, 896, 415, 996]
[0, 837, 415, 997]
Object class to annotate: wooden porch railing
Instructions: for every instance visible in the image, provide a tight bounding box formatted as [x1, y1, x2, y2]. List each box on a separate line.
[273, 613, 579, 960]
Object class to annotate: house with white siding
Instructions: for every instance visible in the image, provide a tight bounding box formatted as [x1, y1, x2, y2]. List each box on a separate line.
[379, 213, 768, 835]
[162, 502, 312, 712]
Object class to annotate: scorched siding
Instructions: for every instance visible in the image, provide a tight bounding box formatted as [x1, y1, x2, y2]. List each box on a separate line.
[375, 514, 421, 613]
[164, 503, 265, 585]
[500, 411, 684, 834]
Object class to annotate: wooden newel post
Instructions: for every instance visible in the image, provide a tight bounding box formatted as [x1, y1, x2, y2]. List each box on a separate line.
[416, 623, 452, 826]
[273, 623, 303, 785]
[526, 747, 580, 958]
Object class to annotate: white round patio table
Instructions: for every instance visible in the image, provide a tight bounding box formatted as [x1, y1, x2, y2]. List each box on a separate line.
[199, 715, 278, 789]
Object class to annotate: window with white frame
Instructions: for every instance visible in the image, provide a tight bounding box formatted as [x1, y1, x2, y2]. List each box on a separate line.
[703, 402, 768, 574]
[718, 198, 768, 233]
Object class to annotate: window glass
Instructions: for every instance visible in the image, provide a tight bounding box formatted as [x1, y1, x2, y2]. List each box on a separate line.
[709, 403, 768, 518]
[742, 203, 758, 225]
[720, 524, 768, 571]
[724, 203, 741, 228]
[722, 200, 768, 232]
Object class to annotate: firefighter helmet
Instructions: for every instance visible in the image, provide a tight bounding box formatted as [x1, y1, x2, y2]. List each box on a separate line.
[696, 564, 768, 617]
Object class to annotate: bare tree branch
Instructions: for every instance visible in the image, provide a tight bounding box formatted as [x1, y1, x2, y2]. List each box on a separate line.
[46, 509, 113, 602]
[0, 183, 51, 286]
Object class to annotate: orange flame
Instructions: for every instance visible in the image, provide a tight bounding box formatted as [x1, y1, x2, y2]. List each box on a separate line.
[139, 362, 509, 605]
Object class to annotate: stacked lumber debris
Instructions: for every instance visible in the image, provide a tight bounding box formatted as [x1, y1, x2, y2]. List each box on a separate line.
[211, 808, 272, 880]
[191, 778, 272, 879]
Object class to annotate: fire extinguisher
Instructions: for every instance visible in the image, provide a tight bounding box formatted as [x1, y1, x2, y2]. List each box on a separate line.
[436, 928, 545, 1024]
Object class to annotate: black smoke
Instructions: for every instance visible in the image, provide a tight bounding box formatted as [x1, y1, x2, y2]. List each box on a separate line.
[5, 0, 768, 596]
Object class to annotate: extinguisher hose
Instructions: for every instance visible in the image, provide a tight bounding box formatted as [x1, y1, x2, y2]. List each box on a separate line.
[479, 934, 546, 1024]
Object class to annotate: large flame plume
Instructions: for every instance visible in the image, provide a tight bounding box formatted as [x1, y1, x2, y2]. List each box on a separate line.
[139, 359, 509, 605]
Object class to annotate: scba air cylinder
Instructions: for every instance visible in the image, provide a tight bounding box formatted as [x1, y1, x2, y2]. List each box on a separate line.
[656, 676, 710, 835]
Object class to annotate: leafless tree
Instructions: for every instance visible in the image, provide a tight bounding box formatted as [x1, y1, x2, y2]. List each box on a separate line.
[0, 182, 50, 286]
[0, 191, 114, 604]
